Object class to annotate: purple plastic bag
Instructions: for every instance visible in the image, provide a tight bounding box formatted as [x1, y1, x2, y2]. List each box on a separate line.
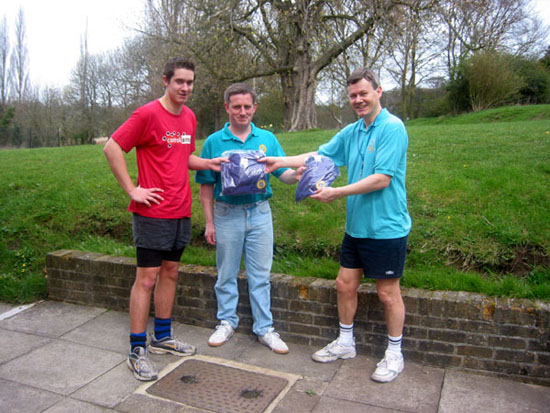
[295, 155, 340, 202]
[220, 150, 267, 196]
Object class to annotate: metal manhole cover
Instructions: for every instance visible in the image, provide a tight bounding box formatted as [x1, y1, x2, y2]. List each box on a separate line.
[146, 359, 288, 413]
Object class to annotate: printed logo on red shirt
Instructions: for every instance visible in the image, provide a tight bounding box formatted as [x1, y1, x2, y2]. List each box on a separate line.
[162, 131, 192, 148]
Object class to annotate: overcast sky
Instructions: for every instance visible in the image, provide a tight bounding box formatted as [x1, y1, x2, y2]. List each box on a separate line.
[0, 0, 143, 88]
[1, 0, 550, 89]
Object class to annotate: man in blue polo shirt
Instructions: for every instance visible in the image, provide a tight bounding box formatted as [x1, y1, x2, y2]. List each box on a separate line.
[262, 68, 411, 382]
[196, 83, 302, 354]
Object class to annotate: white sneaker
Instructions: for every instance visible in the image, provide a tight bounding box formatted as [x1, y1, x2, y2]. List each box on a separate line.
[311, 338, 356, 363]
[208, 321, 234, 347]
[258, 327, 289, 354]
[371, 351, 404, 382]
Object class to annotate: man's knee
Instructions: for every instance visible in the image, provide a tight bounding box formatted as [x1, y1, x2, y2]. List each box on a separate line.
[134, 268, 159, 292]
[159, 261, 179, 282]
[376, 281, 403, 307]
[336, 276, 359, 295]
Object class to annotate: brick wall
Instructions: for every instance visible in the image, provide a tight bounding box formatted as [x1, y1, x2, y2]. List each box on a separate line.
[46, 249, 550, 386]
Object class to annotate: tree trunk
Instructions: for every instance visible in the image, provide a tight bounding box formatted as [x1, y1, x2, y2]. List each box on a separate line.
[281, 63, 318, 132]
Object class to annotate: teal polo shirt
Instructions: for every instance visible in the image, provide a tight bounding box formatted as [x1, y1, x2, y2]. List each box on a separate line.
[195, 122, 287, 205]
[318, 108, 411, 239]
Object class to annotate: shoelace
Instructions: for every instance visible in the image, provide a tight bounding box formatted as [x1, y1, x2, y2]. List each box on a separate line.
[379, 354, 401, 370]
[136, 356, 152, 371]
[216, 324, 231, 332]
[171, 337, 187, 350]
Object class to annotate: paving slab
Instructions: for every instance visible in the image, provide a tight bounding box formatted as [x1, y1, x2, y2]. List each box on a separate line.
[292, 377, 329, 396]
[0, 301, 106, 337]
[71, 363, 143, 409]
[0, 328, 52, 364]
[173, 322, 255, 361]
[272, 389, 320, 413]
[1, 301, 547, 413]
[324, 355, 444, 413]
[0, 302, 13, 314]
[0, 340, 125, 396]
[43, 398, 117, 412]
[114, 392, 194, 413]
[235, 340, 340, 382]
[0, 377, 62, 413]
[439, 369, 550, 413]
[61, 310, 131, 354]
[313, 396, 399, 413]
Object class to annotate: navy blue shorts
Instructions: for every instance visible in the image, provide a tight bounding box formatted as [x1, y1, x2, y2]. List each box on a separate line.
[132, 214, 191, 267]
[339, 233, 408, 279]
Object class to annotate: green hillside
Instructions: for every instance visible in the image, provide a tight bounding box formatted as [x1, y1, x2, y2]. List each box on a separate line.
[1, 105, 549, 303]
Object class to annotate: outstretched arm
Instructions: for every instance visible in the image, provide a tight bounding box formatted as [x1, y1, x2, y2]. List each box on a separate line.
[277, 166, 306, 185]
[189, 155, 227, 171]
[260, 151, 317, 174]
[103, 138, 164, 207]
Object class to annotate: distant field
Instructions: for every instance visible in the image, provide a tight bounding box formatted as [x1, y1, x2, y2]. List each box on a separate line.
[1, 104, 549, 303]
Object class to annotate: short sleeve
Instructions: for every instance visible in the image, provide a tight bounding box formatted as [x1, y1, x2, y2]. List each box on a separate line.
[318, 130, 347, 167]
[373, 122, 408, 177]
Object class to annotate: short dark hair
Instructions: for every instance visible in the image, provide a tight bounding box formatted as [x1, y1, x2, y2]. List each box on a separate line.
[347, 68, 380, 89]
[163, 57, 195, 82]
[224, 83, 257, 104]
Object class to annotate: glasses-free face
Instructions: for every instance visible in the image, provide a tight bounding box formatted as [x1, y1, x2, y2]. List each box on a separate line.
[163, 68, 195, 106]
[348, 78, 382, 122]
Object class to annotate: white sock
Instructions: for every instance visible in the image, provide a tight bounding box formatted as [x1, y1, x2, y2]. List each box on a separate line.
[387, 334, 403, 355]
[338, 322, 354, 346]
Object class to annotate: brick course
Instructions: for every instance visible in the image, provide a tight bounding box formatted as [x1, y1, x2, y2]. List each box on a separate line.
[46, 249, 550, 386]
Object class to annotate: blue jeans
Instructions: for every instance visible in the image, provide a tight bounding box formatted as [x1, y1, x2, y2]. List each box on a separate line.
[214, 200, 274, 336]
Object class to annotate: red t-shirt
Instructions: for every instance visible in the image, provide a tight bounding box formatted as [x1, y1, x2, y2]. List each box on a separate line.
[111, 99, 197, 219]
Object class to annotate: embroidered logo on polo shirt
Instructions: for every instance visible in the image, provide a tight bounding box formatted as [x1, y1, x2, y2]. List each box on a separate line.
[162, 131, 191, 148]
[367, 137, 376, 153]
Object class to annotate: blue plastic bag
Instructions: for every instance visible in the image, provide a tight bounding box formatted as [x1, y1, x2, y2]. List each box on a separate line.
[220, 150, 267, 196]
[295, 155, 340, 202]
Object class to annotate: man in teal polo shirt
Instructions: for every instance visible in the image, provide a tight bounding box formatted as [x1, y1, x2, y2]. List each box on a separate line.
[262, 68, 411, 382]
[196, 83, 302, 354]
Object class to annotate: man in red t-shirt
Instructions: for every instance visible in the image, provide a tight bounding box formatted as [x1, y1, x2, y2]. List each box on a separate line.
[104, 57, 225, 381]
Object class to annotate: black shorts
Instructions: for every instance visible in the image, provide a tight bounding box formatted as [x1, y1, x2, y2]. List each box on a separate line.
[132, 214, 191, 267]
[136, 247, 185, 268]
[340, 233, 408, 279]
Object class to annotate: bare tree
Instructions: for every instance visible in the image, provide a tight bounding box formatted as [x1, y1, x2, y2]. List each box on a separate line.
[205, 0, 404, 131]
[0, 15, 9, 105]
[66, 23, 99, 144]
[386, 2, 443, 119]
[9, 8, 29, 103]
[437, 0, 547, 81]
[138, 0, 255, 135]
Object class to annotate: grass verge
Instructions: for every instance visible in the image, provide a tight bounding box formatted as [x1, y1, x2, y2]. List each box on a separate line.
[1, 105, 549, 303]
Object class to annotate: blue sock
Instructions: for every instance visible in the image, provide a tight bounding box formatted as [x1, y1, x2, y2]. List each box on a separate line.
[130, 332, 147, 352]
[154, 317, 172, 340]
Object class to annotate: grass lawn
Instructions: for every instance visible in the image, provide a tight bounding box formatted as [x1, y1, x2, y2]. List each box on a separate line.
[1, 104, 549, 303]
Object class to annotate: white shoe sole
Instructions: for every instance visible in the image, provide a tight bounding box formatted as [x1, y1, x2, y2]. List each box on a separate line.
[208, 331, 234, 347]
[311, 351, 356, 363]
[371, 364, 404, 382]
[258, 339, 289, 354]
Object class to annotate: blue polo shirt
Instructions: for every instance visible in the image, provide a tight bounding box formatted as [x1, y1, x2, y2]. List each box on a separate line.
[318, 108, 411, 239]
[196, 122, 287, 205]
